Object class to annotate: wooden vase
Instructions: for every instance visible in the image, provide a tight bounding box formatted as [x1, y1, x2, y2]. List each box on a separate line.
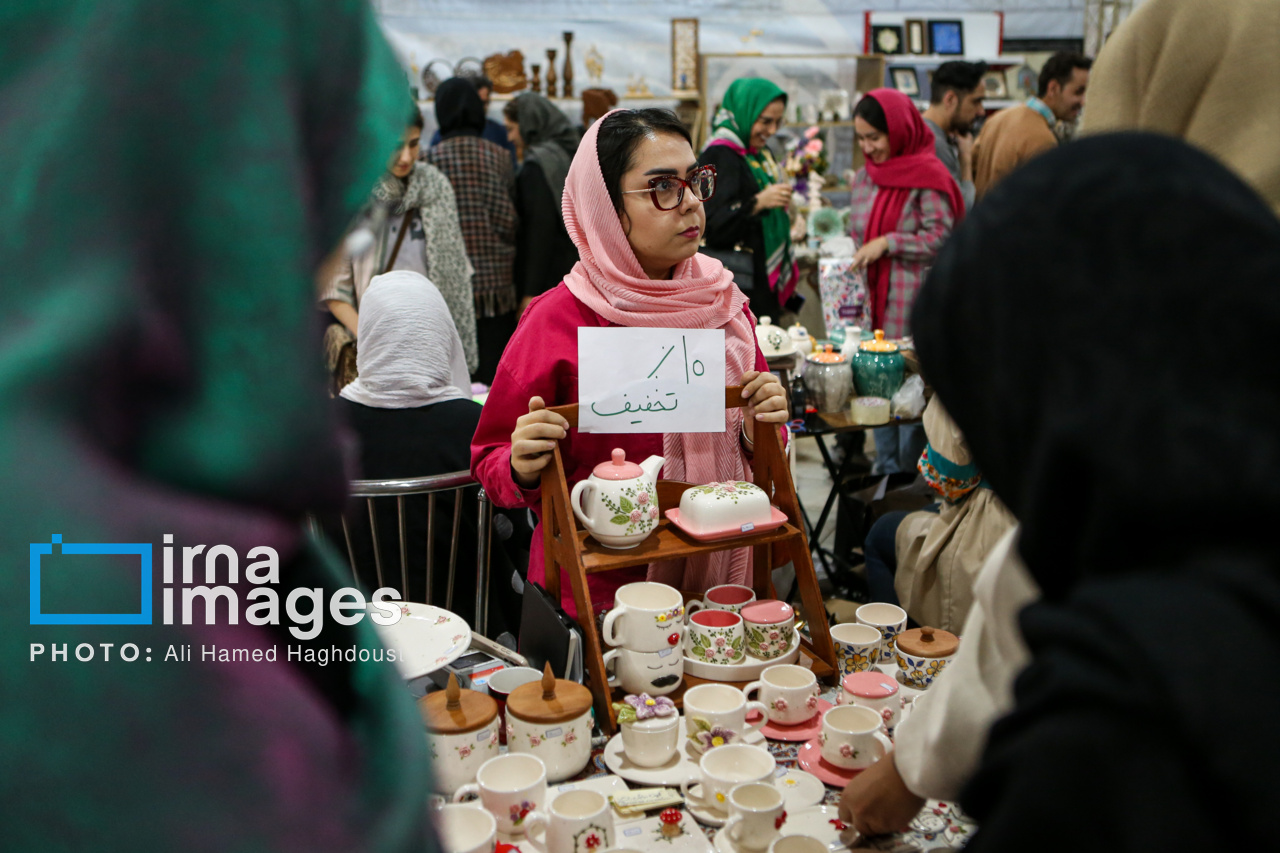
[531, 63, 542, 94]
[562, 32, 574, 98]
[545, 49, 557, 98]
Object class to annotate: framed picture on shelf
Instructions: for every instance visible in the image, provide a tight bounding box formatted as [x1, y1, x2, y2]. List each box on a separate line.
[671, 18, 700, 94]
[904, 20, 928, 55]
[982, 69, 1009, 99]
[870, 24, 905, 56]
[928, 20, 965, 56]
[889, 67, 920, 97]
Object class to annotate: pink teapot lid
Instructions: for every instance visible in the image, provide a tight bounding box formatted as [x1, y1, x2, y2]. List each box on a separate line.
[592, 449, 644, 481]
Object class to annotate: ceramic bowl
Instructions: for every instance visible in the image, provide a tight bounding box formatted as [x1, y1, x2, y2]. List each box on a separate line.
[677, 481, 774, 536]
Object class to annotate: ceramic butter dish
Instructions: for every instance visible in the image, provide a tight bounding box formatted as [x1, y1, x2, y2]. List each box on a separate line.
[666, 481, 783, 541]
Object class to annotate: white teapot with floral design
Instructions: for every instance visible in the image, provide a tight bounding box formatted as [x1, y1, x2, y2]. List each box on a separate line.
[570, 449, 664, 549]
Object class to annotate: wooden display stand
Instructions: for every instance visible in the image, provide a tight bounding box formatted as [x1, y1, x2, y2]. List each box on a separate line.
[541, 387, 837, 734]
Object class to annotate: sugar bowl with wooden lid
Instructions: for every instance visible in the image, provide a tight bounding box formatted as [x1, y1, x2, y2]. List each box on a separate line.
[505, 663, 594, 782]
[894, 626, 960, 690]
[419, 673, 501, 795]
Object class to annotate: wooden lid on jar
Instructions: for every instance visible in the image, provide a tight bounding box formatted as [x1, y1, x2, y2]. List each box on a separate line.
[418, 673, 498, 735]
[895, 626, 959, 658]
[506, 662, 593, 725]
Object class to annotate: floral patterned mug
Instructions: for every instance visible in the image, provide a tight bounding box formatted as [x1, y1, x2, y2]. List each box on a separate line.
[683, 683, 768, 753]
[741, 600, 796, 661]
[819, 705, 893, 771]
[743, 664, 820, 726]
[452, 753, 548, 837]
[685, 609, 746, 664]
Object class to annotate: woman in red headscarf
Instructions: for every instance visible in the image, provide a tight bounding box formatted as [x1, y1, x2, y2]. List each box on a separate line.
[848, 88, 965, 475]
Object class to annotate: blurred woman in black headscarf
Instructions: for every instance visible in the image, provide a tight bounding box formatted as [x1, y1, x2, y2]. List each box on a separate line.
[913, 132, 1280, 851]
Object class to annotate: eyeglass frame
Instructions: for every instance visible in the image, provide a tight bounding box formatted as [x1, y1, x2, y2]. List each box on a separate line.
[619, 164, 717, 211]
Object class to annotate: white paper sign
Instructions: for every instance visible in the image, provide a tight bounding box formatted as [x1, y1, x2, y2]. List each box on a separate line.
[577, 327, 726, 434]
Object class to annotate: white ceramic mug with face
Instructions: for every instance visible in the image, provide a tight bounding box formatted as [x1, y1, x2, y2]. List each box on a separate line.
[679, 743, 776, 813]
[452, 753, 548, 837]
[819, 704, 893, 771]
[601, 646, 684, 695]
[723, 782, 788, 852]
[854, 602, 907, 663]
[523, 789, 616, 853]
[436, 804, 498, 853]
[830, 622, 885, 674]
[685, 609, 746, 664]
[743, 664, 821, 726]
[682, 683, 768, 752]
[602, 582, 685, 653]
[685, 584, 757, 618]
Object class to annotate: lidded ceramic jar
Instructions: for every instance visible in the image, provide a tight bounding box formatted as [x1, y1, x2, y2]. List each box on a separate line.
[506, 663, 594, 782]
[420, 673, 501, 795]
[851, 330, 905, 400]
[787, 323, 815, 357]
[755, 317, 795, 357]
[894, 626, 960, 690]
[803, 345, 854, 414]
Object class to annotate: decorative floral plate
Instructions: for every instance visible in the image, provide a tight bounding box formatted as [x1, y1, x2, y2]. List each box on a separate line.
[367, 601, 471, 680]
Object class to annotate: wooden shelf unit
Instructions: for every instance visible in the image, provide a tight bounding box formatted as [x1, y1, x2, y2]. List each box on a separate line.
[540, 387, 838, 735]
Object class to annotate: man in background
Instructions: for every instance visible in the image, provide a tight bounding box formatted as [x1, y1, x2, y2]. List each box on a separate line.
[922, 61, 987, 210]
[973, 51, 1091, 198]
[429, 74, 517, 164]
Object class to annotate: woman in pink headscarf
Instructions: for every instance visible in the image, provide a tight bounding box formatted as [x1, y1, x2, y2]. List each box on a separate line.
[849, 88, 965, 475]
[470, 109, 789, 617]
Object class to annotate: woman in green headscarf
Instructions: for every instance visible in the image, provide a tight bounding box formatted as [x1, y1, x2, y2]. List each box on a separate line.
[700, 78, 800, 320]
[0, 1, 437, 849]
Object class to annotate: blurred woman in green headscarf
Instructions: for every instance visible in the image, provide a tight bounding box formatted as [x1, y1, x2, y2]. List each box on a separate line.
[0, 1, 437, 849]
[699, 78, 800, 321]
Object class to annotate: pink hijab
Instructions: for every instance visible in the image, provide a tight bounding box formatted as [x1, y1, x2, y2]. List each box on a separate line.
[562, 109, 757, 591]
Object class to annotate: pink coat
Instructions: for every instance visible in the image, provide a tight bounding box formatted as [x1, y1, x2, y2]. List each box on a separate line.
[470, 283, 769, 617]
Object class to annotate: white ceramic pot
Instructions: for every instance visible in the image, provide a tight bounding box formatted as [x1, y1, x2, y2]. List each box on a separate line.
[570, 449, 664, 549]
[618, 715, 680, 768]
[602, 582, 685, 653]
[743, 664, 820, 726]
[837, 670, 900, 735]
[677, 481, 774, 536]
[819, 705, 892, 771]
[506, 710, 593, 783]
[427, 719, 501, 796]
[602, 646, 684, 695]
[895, 645, 957, 690]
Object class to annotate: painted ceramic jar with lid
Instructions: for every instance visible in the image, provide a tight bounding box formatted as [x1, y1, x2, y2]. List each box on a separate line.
[837, 670, 901, 735]
[505, 663, 594, 782]
[803, 345, 854, 414]
[419, 673, 501, 795]
[851, 329, 905, 400]
[894, 626, 960, 690]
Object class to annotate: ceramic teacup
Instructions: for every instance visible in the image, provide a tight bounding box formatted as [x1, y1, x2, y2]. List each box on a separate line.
[855, 602, 907, 663]
[487, 666, 543, 745]
[741, 600, 796, 661]
[602, 582, 685, 653]
[686, 584, 757, 618]
[743, 664, 820, 727]
[819, 704, 893, 771]
[452, 752, 548, 837]
[436, 804, 498, 853]
[685, 609, 746, 664]
[723, 782, 787, 852]
[523, 789, 615, 853]
[830, 622, 884, 674]
[837, 670, 900, 735]
[602, 646, 684, 696]
[682, 683, 767, 752]
[770, 836, 829, 853]
[679, 743, 776, 813]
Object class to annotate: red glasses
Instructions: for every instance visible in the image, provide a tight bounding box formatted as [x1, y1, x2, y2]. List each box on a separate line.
[620, 165, 717, 210]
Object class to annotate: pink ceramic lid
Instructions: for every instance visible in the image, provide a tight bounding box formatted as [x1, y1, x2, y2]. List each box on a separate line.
[592, 448, 643, 480]
[841, 671, 898, 699]
[740, 600, 794, 625]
